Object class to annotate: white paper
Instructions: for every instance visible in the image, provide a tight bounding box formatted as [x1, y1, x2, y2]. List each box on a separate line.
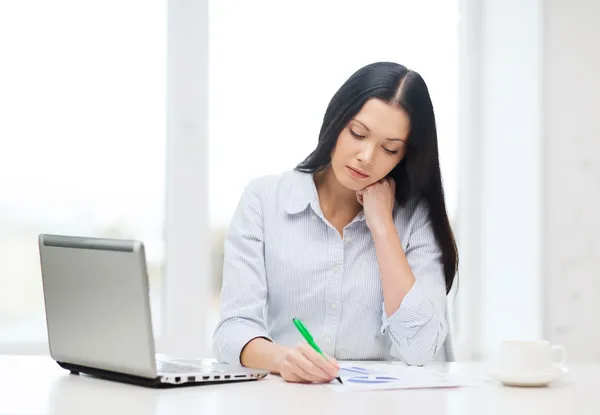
[330, 363, 479, 392]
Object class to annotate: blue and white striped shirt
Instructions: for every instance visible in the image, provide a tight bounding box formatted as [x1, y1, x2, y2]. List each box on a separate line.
[212, 169, 454, 366]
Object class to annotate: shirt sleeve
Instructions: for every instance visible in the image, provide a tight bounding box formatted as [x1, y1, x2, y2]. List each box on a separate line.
[212, 180, 272, 365]
[379, 200, 449, 366]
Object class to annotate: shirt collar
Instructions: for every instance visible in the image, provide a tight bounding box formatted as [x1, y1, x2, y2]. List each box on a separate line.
[282, 170, 367, 223]
[283, 170, 318, 214]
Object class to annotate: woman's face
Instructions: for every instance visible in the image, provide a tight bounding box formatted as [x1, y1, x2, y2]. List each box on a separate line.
[330, 98, 410, 191]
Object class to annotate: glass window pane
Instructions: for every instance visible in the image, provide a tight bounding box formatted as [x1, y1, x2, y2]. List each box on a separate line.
[0, 1, 166, 350]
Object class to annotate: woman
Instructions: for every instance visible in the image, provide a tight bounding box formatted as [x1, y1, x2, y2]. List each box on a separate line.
[212, 61, 459, 383]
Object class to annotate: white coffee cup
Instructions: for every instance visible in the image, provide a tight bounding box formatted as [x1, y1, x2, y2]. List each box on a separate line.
[500, 340, 567, 376]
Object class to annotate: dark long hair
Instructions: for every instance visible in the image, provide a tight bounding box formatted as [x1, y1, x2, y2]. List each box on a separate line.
[296, 62, 458, 294]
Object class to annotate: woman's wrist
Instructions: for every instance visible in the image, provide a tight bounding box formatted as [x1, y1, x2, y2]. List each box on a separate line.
[240, 337, 290, 374]
[370, 219, 396, 239]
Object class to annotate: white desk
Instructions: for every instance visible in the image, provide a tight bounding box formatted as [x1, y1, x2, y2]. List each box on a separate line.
[0, 355, 598, 415]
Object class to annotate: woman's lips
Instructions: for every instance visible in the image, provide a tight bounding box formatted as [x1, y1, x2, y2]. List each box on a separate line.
[346, 166, 370, 179]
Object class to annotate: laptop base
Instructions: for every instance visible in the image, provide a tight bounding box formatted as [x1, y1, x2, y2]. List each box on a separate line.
[57, 361, 259, 388]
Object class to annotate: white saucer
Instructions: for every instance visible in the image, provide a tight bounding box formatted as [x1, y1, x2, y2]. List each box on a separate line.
[490, 366, 568, 387]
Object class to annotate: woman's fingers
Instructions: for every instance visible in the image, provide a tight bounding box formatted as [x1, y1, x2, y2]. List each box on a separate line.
[288, 347, 332, 382]
[298, 344, 339, 379]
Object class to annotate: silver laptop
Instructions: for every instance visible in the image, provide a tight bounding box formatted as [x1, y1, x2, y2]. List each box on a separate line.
[38, 233, 268, 387]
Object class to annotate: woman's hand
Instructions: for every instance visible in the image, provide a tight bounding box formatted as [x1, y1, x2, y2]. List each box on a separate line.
[357, 177, 396, 234]
[277, 344, 340, 383]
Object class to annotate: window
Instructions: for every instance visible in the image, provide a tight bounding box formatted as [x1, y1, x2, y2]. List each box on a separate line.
[207, 0, 459, 349]
[0, 1, 166, 352]
[0, 1, 459, 356]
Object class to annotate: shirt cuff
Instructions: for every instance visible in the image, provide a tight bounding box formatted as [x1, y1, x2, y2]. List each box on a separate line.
[380, 279, 435, 337]
[216, 321, 272, 365]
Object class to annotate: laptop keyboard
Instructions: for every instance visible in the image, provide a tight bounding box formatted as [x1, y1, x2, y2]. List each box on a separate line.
[156, 361, 202, 373]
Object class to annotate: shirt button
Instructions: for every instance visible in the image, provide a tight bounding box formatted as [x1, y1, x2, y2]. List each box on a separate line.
[345, 237, 352, 244]
[333, 266, 341, 274]
[331, 302, 337, 310]
[324, 335, 331, 343]
[311, 215, 317, 221]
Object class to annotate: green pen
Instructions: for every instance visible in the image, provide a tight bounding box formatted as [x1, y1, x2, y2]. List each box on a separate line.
[292, 318, 343, 384]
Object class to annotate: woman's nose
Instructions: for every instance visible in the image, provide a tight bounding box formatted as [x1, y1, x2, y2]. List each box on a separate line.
[357, 145, 375, 166]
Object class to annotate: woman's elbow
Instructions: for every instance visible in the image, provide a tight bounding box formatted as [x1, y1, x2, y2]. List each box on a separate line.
[211, 327, 228, 363]
[403, 348, 436, 366]
[391, 322, 448, 366]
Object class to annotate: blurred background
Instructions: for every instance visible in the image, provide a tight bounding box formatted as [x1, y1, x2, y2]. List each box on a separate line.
[0, 0, 598, 363]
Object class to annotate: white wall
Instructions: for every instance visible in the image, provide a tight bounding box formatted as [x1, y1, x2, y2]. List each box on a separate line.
[544, 0, 600, 363]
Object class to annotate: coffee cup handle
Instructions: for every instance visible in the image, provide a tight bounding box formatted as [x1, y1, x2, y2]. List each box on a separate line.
[551, 345, 567, 367]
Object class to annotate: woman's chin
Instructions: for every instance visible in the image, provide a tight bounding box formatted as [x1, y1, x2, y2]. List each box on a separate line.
[338, 176, 371, 192]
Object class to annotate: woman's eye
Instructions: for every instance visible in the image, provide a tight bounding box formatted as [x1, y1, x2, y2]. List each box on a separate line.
[349, 129, 365, 139]
[383, 147, 398, 155]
